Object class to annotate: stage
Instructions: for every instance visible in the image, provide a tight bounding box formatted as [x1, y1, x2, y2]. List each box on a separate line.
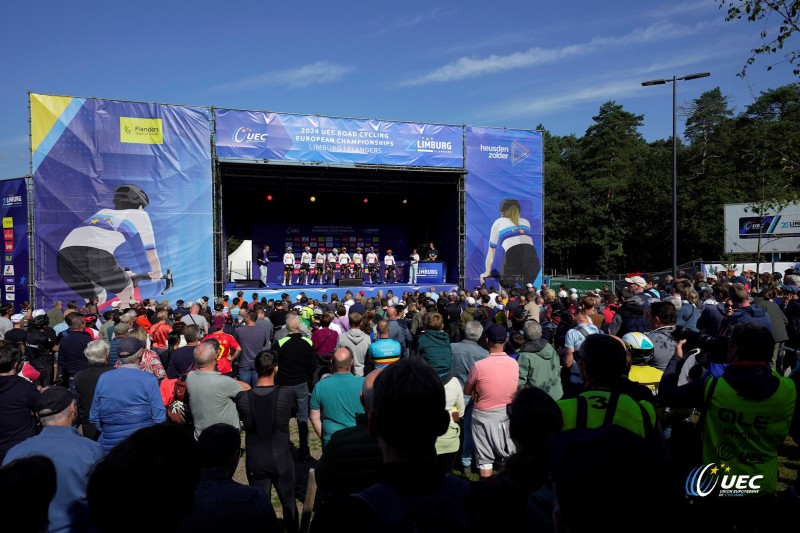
[223, 281, 458, 303]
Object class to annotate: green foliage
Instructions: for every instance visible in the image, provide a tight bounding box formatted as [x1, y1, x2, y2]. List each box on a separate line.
[719, 0, 800, 76]
[227, 236, 243, 256]
[541, 83, 800, 276]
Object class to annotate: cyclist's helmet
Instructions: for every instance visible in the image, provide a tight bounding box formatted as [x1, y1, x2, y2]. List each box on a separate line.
[332, 248, 339, 254]
[285, 247, 292, 252]
[29, 314, 50, 329]
[386, 249, 393, 254]
[304, 246, 310, 252]
[622, 332, 655, 365]
[113, 184, 150, 210]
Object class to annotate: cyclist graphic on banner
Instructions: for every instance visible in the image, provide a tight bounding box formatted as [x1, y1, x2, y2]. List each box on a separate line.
[57, 184, 165, 308]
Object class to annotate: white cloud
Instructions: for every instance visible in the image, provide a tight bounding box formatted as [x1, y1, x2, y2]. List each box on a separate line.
[373, 7, 453, 35]
[492, 79, 645, 118]
[485, 46, 732, 122]
[216, 61, 355, 91]
[643, 0, 717, 19]
[398, 20, 707, 86]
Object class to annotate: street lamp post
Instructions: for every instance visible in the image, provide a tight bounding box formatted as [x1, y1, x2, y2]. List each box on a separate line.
[641, 72, 710, 281]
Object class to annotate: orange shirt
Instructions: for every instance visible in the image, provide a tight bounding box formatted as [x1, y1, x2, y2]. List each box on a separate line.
[206, 331, 241, 374]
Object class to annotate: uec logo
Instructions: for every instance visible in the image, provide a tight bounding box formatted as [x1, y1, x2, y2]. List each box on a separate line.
[233, 127, 268, 143]
[686, 463, 763, 497]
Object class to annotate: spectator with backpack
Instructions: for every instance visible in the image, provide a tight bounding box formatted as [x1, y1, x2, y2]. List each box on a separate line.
[561, 312, 600, 397]
[311, 312, 339, 385]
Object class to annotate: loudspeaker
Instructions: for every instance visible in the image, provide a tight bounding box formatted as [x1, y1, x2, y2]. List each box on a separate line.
[233, 279, 265, 289]
[337, 278, 363, 287]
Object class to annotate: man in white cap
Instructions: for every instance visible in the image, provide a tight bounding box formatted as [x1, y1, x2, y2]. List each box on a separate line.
[625, 275, 653, 306]
[4, 313, 27, 344]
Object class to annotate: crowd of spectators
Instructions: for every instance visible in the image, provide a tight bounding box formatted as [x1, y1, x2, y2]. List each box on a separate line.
[1, 268, 800, 532]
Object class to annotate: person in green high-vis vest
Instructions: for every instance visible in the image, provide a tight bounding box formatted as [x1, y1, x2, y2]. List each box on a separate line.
[659, 322, 800, 530]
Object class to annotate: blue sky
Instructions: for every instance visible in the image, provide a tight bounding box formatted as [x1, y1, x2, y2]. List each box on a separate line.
[1, 0, 797, 177]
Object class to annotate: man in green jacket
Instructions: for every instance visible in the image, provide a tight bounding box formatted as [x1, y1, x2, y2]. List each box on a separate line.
[517, 320, 562, 400]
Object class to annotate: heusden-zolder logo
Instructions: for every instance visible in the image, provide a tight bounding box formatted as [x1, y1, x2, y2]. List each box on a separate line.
[120, 117, 164, 145]
[686, 462, 764, 497]
[478, 141, 529, 165]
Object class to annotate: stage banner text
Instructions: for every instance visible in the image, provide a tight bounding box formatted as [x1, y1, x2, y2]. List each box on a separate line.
[0, 178, 29, 311]
[464, 127, 543, 290]
[30, 94, 213, 309]
[215, 109, 464, 168]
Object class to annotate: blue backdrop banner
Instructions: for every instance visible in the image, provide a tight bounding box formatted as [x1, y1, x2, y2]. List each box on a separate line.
[464, 127, 543, 290]
[215, 109, 464, 168]
[30, 94, 213, 310]
[0, 178, 29, 311]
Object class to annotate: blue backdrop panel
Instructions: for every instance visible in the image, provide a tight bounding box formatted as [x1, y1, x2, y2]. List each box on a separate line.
[0, 178, 29, 311]
[215, 109, 464, 168]
[32, 98, 213, 309]
[464, 127, 543, 290]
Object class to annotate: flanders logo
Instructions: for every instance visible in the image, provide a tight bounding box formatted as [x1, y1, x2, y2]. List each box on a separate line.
[120, 117, 164, 145]
[686, 462, 763, 497]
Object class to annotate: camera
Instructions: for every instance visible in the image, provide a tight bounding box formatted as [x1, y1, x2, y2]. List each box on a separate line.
[670, 325, 729, 365]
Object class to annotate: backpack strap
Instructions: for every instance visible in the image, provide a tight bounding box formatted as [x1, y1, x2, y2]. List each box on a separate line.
[696, 377, 718, 438]
[637, 402, 655, 441]
[575, 395, 589, 429]
[601, 390, 621, 426]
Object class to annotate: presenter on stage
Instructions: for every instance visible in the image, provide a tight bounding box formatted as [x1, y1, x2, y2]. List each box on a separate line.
[427, 242, 438, 261]
[479, 198, 540, 289]
[409, 249, 420, 284]
[57, 183, 162, 306]
[258, 244, 270, 282]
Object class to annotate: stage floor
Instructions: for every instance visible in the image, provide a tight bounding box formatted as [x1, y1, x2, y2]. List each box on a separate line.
[223, 281, 458, 303]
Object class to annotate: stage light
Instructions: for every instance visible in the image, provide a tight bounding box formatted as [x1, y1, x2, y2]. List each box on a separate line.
[310, 196, 316, 202]
[402, 199, 408, 204]
[363, 198, 369, 203]
[266, 194, 273, 201]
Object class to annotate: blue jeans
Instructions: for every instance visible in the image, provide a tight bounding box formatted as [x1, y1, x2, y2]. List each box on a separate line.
[289, 382, 310, 423]
[259, 265, 268, 281]
[238, 366, 258, 388]
[461, 400, 475, 466]
[410, 263, 418, 284]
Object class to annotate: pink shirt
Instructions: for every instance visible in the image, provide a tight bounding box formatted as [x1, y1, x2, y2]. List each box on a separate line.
[465, 352, 519, 411]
